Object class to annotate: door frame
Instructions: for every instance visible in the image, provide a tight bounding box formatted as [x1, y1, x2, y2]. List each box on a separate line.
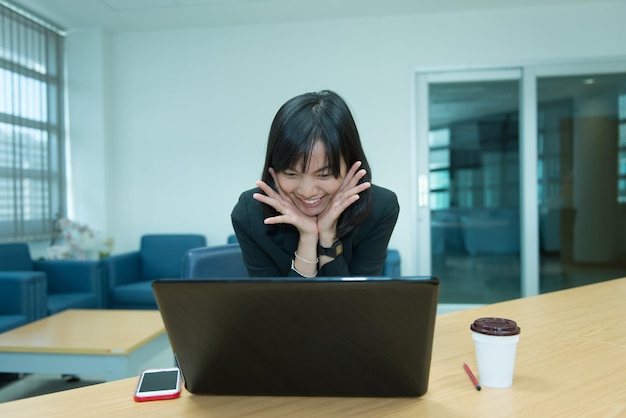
[412, 67, 533, 301]
[412, 58, 626, 305]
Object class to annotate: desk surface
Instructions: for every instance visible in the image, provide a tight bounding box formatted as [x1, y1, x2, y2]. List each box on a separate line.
[0, 309, 164, 355]
[1, 278, 625, 417]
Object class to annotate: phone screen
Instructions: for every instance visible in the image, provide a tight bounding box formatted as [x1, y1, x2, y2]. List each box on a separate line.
[138, 369, 180, 393]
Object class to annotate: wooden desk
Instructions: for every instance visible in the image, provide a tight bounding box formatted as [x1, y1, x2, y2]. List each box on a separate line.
[0, 309, 170, 381]
[1, 279, 625, 417]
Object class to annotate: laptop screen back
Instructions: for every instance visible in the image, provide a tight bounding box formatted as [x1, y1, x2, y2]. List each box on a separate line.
[153, 277, 439, 397]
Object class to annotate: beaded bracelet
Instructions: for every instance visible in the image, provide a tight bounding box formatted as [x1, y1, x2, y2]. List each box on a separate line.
[294, 251, 318, 265]
[291, 259, 318, 278]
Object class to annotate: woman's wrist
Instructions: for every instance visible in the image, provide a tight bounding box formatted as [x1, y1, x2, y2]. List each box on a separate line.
[291, 259, 317, 278]
[295, 251, 318, 265]
[318, 231, 339, 249]
[293, 233, 319, 277]
[317, 240, 343, 258]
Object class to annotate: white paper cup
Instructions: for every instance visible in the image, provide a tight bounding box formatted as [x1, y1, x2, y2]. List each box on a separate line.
[470, 317, 521, 388]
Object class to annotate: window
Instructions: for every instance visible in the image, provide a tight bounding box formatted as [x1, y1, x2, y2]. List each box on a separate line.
[428, 128, 450, 210]
[619, 93, 626, 203]
[0, 3, 65, 242]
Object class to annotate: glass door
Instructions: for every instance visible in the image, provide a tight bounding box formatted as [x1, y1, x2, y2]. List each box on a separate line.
[536, 70, 626, 293]
[414, 60, 626, 308]
[415, 69, 524, 305]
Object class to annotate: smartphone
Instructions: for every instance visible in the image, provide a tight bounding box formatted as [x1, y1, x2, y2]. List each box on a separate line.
[134, 367, 182, 402]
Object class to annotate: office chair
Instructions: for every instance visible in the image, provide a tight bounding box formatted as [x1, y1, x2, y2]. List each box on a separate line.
[181, 244, 248, 278]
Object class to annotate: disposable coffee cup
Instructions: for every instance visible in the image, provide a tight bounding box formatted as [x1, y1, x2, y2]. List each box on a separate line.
[470, 317, 521, 388]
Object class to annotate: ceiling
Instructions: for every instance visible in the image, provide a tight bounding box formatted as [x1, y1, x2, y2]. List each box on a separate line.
[5, 0, 624, 129]
[5, 0, 614, 33]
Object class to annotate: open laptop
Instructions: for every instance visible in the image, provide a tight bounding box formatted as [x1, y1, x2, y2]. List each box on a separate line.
[152, 276, 439, 397]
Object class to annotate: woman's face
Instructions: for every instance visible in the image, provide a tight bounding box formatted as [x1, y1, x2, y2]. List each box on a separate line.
[275, 141, 347, 217]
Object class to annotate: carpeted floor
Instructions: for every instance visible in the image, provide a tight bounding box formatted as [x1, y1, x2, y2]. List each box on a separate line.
[0, 373, 103, 403]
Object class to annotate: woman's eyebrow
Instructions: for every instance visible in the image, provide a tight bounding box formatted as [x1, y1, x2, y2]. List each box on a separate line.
[313, 165, 332, 174]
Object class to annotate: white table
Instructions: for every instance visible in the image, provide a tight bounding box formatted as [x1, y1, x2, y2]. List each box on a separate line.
[0, 309, 171, 381]
[0, 279, 625, 416]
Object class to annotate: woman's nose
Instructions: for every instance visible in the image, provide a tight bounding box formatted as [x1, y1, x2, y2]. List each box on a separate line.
[297, 176, 317, 197]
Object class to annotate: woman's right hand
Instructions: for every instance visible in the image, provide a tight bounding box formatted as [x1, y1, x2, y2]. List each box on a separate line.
[252, 171, 319, 241]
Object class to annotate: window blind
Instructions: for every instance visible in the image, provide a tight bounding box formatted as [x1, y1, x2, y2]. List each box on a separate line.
[0, 2, 65, 242]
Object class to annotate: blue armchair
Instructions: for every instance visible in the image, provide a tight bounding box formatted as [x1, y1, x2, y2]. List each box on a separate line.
[102, 234, 207, 309]
[0, 243, 103, 317]
[0, 273, 47, 333]
[181, 244, 248, 278]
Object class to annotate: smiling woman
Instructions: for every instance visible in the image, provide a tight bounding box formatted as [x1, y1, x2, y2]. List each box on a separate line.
[271, 141, 348, 218]
[231, 90, 399, 278]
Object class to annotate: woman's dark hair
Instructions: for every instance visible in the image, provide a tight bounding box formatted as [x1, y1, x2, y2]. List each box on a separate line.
[261, 90, 373, 238]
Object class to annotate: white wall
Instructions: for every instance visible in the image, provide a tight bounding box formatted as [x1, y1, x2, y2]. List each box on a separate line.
[65, 28, 108, 232]
[65, 1, 626, 274]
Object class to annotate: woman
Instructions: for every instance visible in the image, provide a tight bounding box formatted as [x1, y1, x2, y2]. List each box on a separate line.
[231, 90, 399, 277]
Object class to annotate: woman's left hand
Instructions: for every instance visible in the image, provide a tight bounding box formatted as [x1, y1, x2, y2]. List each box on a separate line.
[316, 161, 371, 245]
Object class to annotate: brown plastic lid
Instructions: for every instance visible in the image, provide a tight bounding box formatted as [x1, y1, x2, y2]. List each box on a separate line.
[470, 317, 520, 336]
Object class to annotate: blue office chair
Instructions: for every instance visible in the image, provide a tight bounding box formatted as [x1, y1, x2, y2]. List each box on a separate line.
[102, 234, 207, 309]
[181, 244, 248, 278]
[226, 234, 401, 277]
[381, 249, 401, 277]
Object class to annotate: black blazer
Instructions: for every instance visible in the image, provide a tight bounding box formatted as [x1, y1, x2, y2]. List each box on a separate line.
[231, 184, 399, 277]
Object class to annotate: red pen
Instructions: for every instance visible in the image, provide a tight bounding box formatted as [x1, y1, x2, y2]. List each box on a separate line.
[463, 363, 481, 391]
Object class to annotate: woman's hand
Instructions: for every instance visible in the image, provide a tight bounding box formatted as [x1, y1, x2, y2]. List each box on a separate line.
[316, 161, 371, 246]
[252, 169, 319, 240]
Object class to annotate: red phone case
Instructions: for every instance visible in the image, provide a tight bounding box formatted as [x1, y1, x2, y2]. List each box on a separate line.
[134, 390, 181, 402]
[133, 368, 182, 402]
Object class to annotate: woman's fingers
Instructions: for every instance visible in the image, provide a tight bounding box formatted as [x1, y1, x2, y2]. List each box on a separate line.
[253, 180, 318, 236]
[343, 161, 365, 186]
[254, 180, 286, 213]
[329, 181, 371, 217]
[338, 162, 371, 205]
[317, 166, 371, 235]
